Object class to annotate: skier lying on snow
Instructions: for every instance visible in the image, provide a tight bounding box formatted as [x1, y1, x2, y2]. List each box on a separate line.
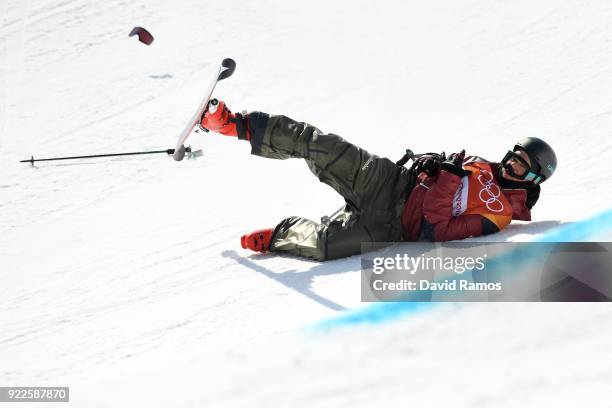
[200, 99, 557, 261]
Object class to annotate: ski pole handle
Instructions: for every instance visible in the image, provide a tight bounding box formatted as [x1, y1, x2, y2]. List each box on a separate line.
[395, 149, 415, 167]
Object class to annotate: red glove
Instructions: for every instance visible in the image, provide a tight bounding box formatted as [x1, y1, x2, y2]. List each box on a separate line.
[200, 99, 241, 137]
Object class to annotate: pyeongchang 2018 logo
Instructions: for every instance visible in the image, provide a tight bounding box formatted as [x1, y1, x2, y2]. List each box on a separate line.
[452, 179, 466, 216]
[478, 170, 504, 213]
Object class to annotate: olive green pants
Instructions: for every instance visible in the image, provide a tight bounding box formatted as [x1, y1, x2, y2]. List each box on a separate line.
[248, 113, 412, 260]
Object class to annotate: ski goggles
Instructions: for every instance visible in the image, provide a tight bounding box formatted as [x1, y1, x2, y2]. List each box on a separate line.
[501, 150, 545, 184]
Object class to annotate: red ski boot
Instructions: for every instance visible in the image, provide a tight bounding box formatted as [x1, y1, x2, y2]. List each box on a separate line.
[200, 99, 248, 139]
[241, 228, 275, 253]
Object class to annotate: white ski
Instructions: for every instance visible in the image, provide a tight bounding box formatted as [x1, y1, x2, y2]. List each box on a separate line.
[173, 58, 236, 161]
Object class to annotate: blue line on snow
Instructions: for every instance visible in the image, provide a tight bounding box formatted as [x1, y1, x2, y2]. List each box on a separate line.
[535, 209, 612, 242]
[314, 208, 612, 330]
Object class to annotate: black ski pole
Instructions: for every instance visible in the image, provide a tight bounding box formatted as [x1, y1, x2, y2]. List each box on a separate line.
[20, 146, 198, 166]
[395, 149, 416, 167]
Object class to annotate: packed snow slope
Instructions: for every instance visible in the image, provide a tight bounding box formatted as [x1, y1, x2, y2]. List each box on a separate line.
[2, 0, 612, 406]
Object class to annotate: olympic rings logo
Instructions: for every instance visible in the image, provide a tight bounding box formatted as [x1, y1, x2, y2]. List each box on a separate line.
[477, 170, 504, 213]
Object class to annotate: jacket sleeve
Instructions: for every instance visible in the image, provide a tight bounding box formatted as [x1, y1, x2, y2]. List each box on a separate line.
[421, 170, 499, 241]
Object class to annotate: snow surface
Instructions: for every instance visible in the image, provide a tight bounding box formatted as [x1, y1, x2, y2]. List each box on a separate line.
[1, 0, 612, 406]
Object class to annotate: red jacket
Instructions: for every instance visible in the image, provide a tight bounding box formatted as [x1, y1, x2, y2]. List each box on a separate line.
[401, 156, 532, 241]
